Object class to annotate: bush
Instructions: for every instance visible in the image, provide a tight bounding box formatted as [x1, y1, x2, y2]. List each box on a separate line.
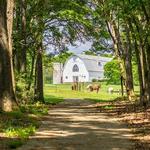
[92, 79, 97, 82]
[104, 59, 121, 84]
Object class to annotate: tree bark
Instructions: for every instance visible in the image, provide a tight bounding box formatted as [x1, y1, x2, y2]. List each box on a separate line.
[0, 0, 17, 111]
[27, 51, 36, 90]
[123, 24, 134, 100]
[132, 17, 150, 103]
[20, 0, 27, 72]
[106, 20, 135, 100]
[34, 43, 44, 102]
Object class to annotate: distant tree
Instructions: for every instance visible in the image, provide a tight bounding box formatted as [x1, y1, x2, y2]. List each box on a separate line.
[53, 51, 73, 64]
[82, 50, 96, 56]
[104, 60, 121, 85]
[99, 53, 113, 58]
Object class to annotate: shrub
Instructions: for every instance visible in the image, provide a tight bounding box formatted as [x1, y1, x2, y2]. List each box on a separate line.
[104, 59, 121, 84]
[92, 79, 97, 82]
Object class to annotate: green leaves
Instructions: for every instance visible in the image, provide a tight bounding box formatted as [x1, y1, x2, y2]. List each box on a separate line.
[104, 59, 121, 84]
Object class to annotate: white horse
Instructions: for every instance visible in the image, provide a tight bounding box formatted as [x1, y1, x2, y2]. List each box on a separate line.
[108, 87, 114, 94]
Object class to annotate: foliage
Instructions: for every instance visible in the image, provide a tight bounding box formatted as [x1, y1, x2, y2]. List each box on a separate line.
[15, 75, 34, 104]
[0, 102, 48, 140]
[4, 125, 36, 138]
[52, 51, 73, 64]
[20, 102, 49, 115]
[0, 113, 38, 139]
[82, 50, 96, 56]
[99, 53, 113, 58]
[104, 59, 121, 84]
[92, 79, 98, 82]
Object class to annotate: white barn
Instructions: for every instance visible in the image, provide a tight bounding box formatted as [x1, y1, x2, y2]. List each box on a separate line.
[53, 54, 112, 84]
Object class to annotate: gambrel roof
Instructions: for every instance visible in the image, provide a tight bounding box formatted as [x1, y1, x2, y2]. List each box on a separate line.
[74, 54, 112, 72]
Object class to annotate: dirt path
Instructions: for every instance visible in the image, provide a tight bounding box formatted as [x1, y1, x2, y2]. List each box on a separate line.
[17, 99, 134, 150]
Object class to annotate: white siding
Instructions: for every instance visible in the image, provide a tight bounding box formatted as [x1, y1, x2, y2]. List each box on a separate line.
[53, 63, 63, 84]
[89, 71, 104, 82]
[63, 56, 89, 82]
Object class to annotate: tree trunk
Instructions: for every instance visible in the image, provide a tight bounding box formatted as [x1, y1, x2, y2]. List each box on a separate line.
[27, 51, 36, 90]
[107, 20, 135, 99]
[123, 24, 134, 100]
[34, 43, 44, 102]
[128, 20, 144, 100]
[134, 40, 145, 99]
[20, 0, 27, 72]
[0, 0, 17, 112]
[144, 42, 150, 103]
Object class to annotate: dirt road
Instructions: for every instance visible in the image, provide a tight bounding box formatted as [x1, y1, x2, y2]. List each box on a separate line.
[17, 99, 134, 150]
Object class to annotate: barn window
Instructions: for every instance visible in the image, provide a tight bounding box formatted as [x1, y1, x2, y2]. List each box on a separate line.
[98, 62, 102, 66]
[72, 64, 79, 72]
[66, 76, 68, 79]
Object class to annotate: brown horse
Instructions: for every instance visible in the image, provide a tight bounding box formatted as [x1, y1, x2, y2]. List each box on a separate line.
[87, 84, 101, 93]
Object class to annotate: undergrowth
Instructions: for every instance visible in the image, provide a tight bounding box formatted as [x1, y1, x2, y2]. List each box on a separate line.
[0, 102, 49, 149]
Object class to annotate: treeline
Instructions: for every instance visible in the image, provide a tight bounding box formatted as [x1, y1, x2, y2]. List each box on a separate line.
[92, 0, 150, 103]
[0, 0, 149, 111]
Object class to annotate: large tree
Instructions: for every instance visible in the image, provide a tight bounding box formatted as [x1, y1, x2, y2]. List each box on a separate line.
[0, 0, 17, 111]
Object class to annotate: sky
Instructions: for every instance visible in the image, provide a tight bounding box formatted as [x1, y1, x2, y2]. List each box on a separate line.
[68, 41, 92, 54]
[46, 40, 92, 55]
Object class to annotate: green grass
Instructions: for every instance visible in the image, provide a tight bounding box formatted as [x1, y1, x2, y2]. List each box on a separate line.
[44, 82, 139, 103]
[20, 102, 49, 116]
[0, 110, 39, 139]
[0, 102, 49, 140]
[4, 125, 36, 138]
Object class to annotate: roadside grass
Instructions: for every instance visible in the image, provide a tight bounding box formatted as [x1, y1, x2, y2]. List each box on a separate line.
[0, 111, 39, 137]
[44, 95, 64, 105]
[0, 103, 49, 149]
[20, 102, 49, 116]
[44, 83, 140, 103]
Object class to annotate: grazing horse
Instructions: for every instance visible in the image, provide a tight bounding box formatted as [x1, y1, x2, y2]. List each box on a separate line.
[87, 84, 101, 93]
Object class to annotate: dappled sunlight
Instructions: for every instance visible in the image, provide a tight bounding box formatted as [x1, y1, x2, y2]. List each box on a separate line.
[13, 99, 135, 150]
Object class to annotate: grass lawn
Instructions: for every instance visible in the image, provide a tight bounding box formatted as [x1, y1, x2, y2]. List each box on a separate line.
[44, 82, 139, 103]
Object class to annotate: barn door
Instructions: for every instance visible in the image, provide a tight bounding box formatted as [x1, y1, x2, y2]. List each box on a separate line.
[73, 76, 79, 82]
